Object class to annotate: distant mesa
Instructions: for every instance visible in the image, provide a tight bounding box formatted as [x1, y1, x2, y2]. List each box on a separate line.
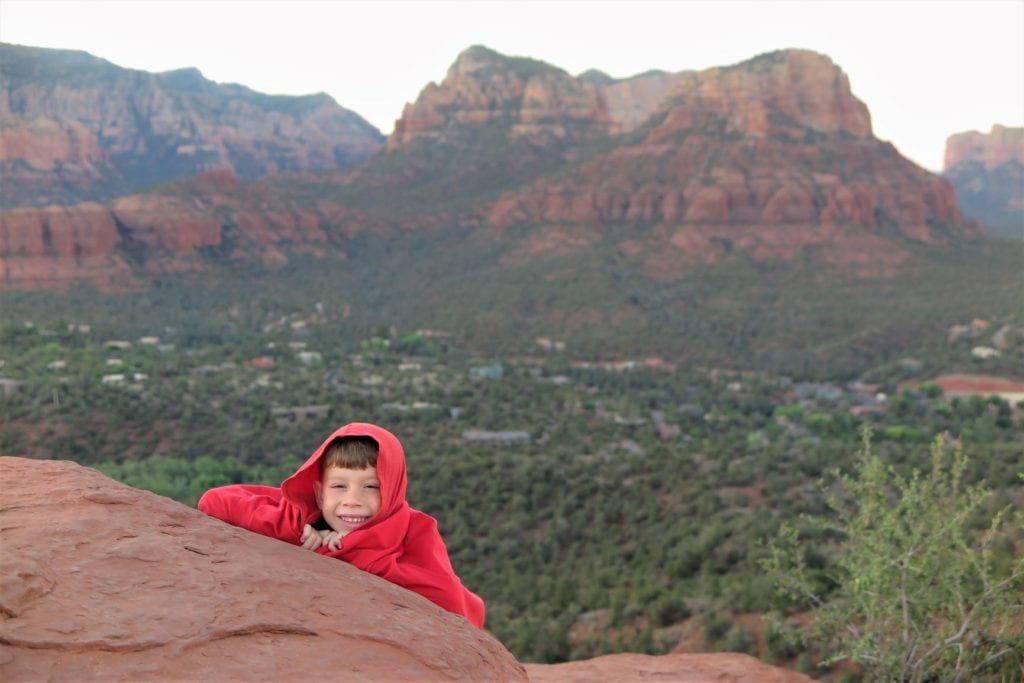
[944, 124, 1024, 171]
[387, 43, 613, 150]
[943, 124, 1024, 239]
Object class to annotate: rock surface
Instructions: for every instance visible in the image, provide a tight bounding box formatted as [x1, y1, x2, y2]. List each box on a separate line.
[0, 456, 526, 682]
[524, 652, 814, 682]
[0, 168, 388, 291]
[0, 457, 820, 683]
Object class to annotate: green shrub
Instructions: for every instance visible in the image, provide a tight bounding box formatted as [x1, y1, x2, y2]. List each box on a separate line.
[764, 431, 1024, 681]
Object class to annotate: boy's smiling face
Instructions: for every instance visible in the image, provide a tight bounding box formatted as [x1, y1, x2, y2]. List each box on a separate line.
[315, 465, 382, 537]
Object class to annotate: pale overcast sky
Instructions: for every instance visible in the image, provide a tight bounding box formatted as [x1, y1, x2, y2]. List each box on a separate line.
[1, 0, 1021, 171]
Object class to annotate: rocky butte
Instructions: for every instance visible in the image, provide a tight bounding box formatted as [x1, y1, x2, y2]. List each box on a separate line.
[388, 45, 612, 150]
[0, 457, 812, 682]
[943, 124, 1024, 239]
[482, 49, 979, 271]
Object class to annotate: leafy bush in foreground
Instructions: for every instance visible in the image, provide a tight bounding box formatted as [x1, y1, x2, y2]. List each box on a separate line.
[765, 431, 1024, 681]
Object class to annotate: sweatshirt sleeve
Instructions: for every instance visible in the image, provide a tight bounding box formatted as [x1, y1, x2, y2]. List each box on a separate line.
[197, 484, 307, 544]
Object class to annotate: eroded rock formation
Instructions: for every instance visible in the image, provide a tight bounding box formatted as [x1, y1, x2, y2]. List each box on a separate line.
[945, 124, 1024, 171]
[0, 168, 393, 290]
[486, 49, 980, 268]
[388, 45, 611, 149]
[943, 124, 1023, 238]
[0, 43, 384, 209]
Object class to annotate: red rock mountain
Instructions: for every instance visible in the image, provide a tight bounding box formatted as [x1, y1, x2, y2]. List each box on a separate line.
[388, 45, 612, 150]
[943, 124, 1023, 239]
[390, 46, 691, 148]
[0, 42, 384, 209]
[0, 45, 986, 291]
[0, 456, 813, 682]
[486, 50, 977, 268]
[945, 124, 1024, 170]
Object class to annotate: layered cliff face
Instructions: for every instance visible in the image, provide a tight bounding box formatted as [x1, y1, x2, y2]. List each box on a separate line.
[943, 124, 1023, 239]
[388, 46, 694, 151]
[945, 124, 1024, 170]
[487, 50, 979, 268]
[0, 43, 384, 209]
[0, 168, 390, 291]
[388, 45, 611, 149]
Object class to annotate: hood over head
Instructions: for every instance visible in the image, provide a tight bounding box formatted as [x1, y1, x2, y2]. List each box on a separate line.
[281, 422, 408, 528]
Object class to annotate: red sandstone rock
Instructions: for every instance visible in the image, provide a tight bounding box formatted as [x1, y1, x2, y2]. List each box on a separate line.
[0, 202, 117, 258]
[942, 125, 1023, 236]
[389, 45, 609, 150]
[111, 195, 225, 252]
[664, 50, 872, 140]
[0, 457, 526, 682]
[0, 117, 106, 169]
[485, 50, 980, 267]
[944, 124, 1024, 171]
[524, 652, 813, 682]
[0, 203, 141, 290]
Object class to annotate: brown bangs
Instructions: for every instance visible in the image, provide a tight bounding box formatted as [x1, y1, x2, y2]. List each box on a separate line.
[321, 435, 378, 471]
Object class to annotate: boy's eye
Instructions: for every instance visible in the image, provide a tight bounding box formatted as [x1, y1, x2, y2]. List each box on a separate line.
[331, 484, 347, 489]
[366, 483, 380, 490]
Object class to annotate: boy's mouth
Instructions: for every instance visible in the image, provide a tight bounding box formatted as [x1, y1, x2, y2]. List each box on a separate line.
[338, 515, 369, 528]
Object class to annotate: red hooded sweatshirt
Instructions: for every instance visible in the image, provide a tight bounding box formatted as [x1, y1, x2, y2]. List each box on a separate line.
[197, 422, 485, 628]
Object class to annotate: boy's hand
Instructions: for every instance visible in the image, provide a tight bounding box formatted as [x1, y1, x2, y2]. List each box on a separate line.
[300, 524, 324, 550]
[300, 524, 343, 552]
[323, 530, 343, 552]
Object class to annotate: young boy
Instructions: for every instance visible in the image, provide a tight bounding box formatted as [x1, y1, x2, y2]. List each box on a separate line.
[197, 422, 485, 628]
